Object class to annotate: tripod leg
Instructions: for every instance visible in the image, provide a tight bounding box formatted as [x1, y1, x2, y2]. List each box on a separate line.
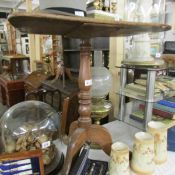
[69, 121, 78, 135]
[88, 125, 112, 155]
[62, 128, 87, 175]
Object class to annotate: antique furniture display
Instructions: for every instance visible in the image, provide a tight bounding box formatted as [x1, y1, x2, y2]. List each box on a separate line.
[27, 79, 79, 135]
[61, 92, 79, 135]
[0, 54, 29, 107]
[25, 88, 62, 111]
[0, 75, 25, 107]
[42, 79, 79, 109]
[25, 87, 79, 136]
[24, 70, 51, 93]
[42, 80, 79, 135]
[8, 12, 170, 175]
[1, 54, 30, 75]
[0, 100, 64, 174]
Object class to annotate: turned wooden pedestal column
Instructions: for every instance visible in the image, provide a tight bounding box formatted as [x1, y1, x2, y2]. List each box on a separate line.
[62, 40, 112, 175]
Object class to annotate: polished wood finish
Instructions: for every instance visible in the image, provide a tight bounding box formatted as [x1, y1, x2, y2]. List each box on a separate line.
[42, 79, 79, 108]
[25, 88, 62, 110]
[61, 92, 79, 135]
[0, 150, 44, 175]
[24, 71, 50, 93]
[0, 75, 25, 106]
[8, 12, 171, 175]
[8, 12, 171, 38]
[62, 41, 112, 175]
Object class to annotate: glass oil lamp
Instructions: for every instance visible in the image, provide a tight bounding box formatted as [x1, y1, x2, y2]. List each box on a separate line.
[91, 66, 112, 125]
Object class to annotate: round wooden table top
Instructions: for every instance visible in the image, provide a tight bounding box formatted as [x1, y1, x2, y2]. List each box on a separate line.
[8, 11, 171, 38]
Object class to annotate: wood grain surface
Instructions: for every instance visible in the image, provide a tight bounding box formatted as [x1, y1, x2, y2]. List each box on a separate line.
[8, 12, 171, 38]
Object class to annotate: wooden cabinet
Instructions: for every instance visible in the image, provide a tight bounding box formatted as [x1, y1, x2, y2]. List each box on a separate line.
[0, 75, 25, 107]
[0, 54, 29, 107]
[42, 79, 78, 107]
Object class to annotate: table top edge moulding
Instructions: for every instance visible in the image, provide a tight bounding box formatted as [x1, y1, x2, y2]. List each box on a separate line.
[8, 12, 171, 38]
[8, 11, 171, 175]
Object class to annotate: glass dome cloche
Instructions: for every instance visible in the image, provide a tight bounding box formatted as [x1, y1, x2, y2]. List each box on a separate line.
[0, 101, 61, 166]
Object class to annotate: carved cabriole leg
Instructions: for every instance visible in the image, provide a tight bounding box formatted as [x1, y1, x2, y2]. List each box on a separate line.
[62, 40, 112, 175]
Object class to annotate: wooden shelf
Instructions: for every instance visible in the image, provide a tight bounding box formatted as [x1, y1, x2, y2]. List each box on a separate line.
[8, 12, 171, 38]
[64, 48, 109, 52]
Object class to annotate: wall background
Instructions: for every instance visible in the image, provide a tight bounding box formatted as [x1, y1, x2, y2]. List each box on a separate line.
[165, 1, 175, 41]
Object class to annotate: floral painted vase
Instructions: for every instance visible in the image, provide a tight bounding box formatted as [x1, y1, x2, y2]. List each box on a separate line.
[148, 121, 167, 164]
[131, 132, 155, 174]
[109, 142, 130, 175]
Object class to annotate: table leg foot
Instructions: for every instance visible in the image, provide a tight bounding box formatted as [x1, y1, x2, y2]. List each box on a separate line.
[62, 127, 87, 175]
[62, 124, 112, 175]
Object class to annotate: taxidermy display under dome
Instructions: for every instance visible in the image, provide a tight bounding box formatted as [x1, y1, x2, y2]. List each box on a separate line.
[0, 101, 61, 167]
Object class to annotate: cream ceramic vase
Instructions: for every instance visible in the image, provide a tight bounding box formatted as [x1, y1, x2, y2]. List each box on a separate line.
[148, 121, 167, 164]
[109, 142, 130, 175]
[131, 132, 155, 175]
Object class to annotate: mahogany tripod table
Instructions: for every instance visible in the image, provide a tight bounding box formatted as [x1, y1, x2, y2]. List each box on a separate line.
[8, 12, 171, 175]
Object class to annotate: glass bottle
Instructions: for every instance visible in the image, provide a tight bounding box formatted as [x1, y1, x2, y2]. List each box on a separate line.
[127, 0, 145, 22]
[126, 0, 137, 21]
[149, 0, 160, 23]
[135, 0, 145, 22]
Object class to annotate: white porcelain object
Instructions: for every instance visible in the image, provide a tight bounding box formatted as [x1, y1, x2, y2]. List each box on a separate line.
[131, 132, 155, 175]
[148, 121, 167, 164]
[109, 142, 130, 175]
[129, 34, 153, 61]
